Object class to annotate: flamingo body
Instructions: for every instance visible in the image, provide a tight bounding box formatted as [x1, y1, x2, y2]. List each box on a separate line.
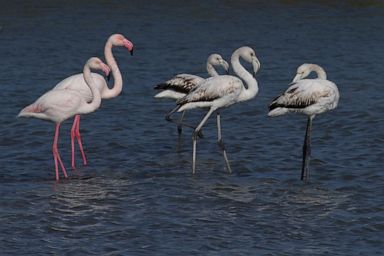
[19, 89, 91, 123]
[268, 78, 339, 117]
[154, 54, 229, 100]
[155, 53, 229, 134]
[177, 75, 244, 112]
[154, 74, 205, 100]
[53, 73, 106, 103]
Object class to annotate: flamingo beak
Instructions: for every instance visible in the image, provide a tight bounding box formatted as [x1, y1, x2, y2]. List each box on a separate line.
[221, 60, 230, 74]
[123, 39, 134, 56]
[252, 57, 261, 78]
[292, 73, 302, 83]
[102, 64, 111, 80]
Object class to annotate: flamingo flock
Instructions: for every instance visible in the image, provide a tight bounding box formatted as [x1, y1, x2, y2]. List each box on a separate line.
[18, 34, 339, 183]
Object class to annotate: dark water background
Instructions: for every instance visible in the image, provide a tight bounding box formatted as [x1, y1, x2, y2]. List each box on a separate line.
[1, 0, 383, 255]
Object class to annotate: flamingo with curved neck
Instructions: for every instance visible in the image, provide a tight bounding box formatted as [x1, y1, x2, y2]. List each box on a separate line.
[18, 57, 110, 180]
[173, 46, 261, 173]
[53, 34, 134, 168]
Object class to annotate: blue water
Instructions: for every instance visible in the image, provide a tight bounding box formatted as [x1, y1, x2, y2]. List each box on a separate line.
[1, 1, 383, 255]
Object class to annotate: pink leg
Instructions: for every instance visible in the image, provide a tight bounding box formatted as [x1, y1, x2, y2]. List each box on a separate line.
[74, 115, 87, 166]
[53, 123, 68, 180]
[70, 116, 79, 168]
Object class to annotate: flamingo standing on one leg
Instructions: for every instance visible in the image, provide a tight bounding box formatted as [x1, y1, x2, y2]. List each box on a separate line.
[18, 57, 110, 181]
[154, 53, 229, 134]
[268, 63, 340, 183]
[171, 46, 261, 174]
[53, 34, 134, 168]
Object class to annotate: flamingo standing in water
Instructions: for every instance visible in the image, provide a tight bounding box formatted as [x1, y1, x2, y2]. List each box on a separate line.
[268, 63, 340, 182]
[18, 57, 110, 180]
[172, 46, 261, 174]
[154, 53, 229, 134]
[53, 34, 134, 168]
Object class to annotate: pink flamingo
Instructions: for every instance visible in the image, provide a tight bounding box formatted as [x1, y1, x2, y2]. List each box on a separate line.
[18, 57, 110, 181]
[53, 34, 134, 168]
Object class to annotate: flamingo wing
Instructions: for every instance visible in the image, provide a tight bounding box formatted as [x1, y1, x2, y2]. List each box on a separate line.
[177, 75, 242, 105]
[154, 74, 205, 94]
[269, 79, 333, 110]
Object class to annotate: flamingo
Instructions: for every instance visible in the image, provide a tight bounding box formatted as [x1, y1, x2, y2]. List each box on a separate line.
[18, 57, 110, 181]
[53, 34, 134, 168]
[154, 53, 229, 134]
[268, 63, 340, 182]
[171, 46, 261, 174]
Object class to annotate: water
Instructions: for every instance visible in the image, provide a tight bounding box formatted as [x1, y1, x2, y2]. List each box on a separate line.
[1, 1, 383, 255]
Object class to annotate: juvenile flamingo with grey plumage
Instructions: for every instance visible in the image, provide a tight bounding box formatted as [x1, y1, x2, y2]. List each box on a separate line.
[171, 46, 261, 174]
[154, 53, 229, 134]
[268, 63, 340, 182]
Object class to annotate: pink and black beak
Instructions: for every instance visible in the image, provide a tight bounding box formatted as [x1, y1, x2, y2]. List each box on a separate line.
[101, 64, 111, 81]
[123, 39, 134, 56]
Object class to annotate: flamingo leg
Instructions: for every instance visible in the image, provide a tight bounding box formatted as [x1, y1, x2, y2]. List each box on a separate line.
[53, 123, 68, 180]
[166, 106, 204, 138]
[74, 115, 87, 166]
[216, 112, 232, 174]
[177, 110, 186, 135]
[301, 115, 313, 183]
[70, 115, 79, 168]
[192, 108, 215, 174]
[71, 115, 88, 168]
[166, 106, 203, 133]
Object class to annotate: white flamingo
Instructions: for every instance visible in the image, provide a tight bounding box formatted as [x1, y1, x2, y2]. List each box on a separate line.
[18, 57, 110, 181]
[53, 34, 133, 168]
[268, 63, 340, 182]
[154, 53, 229, 134]
[172, 46, 261, 174]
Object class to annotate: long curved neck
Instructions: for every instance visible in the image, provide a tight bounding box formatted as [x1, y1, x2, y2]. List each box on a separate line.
[80, 65, 101, 114]
[310, 64, 327, 80]
[102, 41, 123, 99]
[231, 51, 258, 102]
[207, 63, 219, 77]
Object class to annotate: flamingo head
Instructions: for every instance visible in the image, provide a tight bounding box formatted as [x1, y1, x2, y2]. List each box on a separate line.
[88, 57, 111, 77]
[242, 47, 261, 77]
[110, 34, 134, 55]
[292, 64, 312, 83]
[208, 54, 230, 74]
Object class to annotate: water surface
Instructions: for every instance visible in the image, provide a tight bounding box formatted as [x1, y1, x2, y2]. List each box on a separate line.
[0, 1, 383, 255]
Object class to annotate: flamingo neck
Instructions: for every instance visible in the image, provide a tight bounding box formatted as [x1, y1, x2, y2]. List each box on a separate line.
[231, 50, 258, 102]
[102, 40, 123, 99]
[207, 63, 219, 77]
[310, 64, 327, 80]
[81, 65, 101, 114]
